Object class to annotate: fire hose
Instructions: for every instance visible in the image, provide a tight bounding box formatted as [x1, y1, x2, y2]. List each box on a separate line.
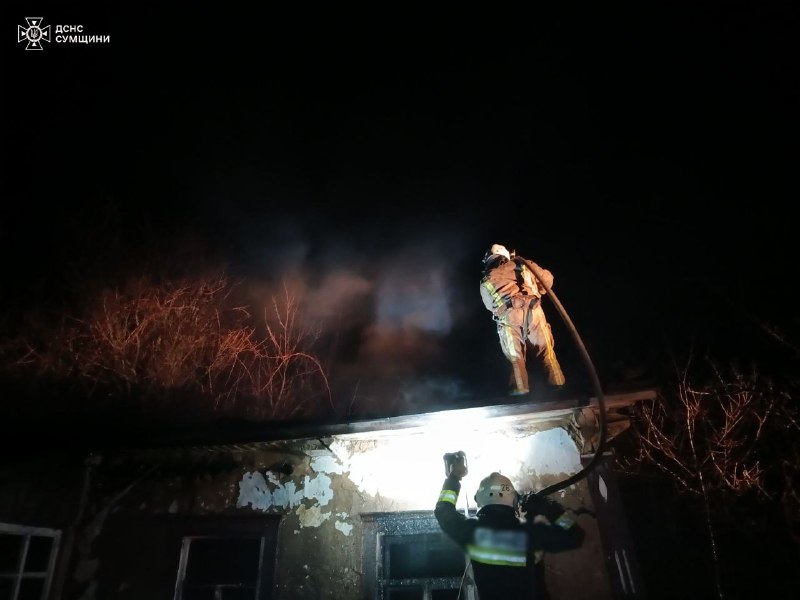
[518, 257, 608, 499]
[449, 257, 608, 599]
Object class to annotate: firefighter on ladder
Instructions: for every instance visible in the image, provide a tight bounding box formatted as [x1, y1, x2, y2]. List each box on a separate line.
[480, 243, 565, 396]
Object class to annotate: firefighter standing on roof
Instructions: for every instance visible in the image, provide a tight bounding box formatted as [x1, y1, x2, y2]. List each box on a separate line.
[435, 451, 585, 599]
[480, 243, 565, 396]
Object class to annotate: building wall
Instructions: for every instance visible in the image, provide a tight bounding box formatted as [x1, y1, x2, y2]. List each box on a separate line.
[78, 420, 613, 599]
[0, 452, 90, 600]
[0, 453, 87, 530]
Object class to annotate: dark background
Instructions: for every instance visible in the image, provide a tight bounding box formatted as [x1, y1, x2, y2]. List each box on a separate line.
[2, 3, 797, 408]
[2, 5, 799, 599]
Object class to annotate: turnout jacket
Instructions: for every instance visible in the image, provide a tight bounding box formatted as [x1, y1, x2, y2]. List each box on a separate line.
[435, 475, 584, 599]
[480, 257, 554, 317]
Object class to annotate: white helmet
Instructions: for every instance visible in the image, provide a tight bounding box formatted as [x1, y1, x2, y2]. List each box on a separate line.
[474, 472, 518, 508]
[483, 243, 511, 265]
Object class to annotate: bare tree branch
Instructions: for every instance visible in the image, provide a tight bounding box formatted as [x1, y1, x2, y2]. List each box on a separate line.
[1, 272, 332, 420]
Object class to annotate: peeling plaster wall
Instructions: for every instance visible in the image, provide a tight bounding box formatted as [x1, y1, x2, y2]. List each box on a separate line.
[237, 470, 333, 511]
[234, 426, 585, 524]
[228, 422, 606, 599]
[236, 454, 353, 534]
[229, 449, 365, 598]
[85, 419, 610, 600]
[239, 449, 364, 599]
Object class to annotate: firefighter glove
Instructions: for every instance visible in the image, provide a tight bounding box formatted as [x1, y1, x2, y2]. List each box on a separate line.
[524, 493, 566, 524]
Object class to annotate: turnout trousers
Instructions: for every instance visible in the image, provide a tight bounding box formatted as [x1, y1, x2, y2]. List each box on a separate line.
[495, 297, 565, 394]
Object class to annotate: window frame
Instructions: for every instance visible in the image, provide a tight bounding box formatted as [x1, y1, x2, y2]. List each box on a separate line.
[0, 522, 61, 600]
[173, 534, 267, 600]
[361, 511, 476, 600]
[166, 516, 280, 600]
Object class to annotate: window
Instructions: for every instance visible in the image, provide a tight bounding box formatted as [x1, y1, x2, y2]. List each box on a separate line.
[174, 537, 266, 600]
[97, 514, 278, 599]
[362, 511, 477, 600]
[0, 523, 61, 600]
[382, 532, 468, 599]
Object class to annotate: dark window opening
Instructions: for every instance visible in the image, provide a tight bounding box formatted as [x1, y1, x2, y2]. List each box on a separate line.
[177, 537, 263, 600]
[386, 533, 465, 580]
[385, 588, 460, 600]
[386, 587, 423, 600]
[16, 578, 45, 600]
[23, 538, 53, 574]
[430, 590, 460, 600]
[0, 535, 21, 573]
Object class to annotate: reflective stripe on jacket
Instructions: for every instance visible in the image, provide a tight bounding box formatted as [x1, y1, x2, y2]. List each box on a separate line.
[435, 476, 584, 600]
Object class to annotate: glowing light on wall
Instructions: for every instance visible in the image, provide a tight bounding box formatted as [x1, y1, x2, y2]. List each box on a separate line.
[328, 419, 581, 510]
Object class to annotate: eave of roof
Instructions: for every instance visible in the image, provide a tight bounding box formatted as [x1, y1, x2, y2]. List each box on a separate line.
[108, 389, 657, 453]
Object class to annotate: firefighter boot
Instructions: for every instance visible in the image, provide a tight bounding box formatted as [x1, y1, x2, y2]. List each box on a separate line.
[508, 358, 529, 395]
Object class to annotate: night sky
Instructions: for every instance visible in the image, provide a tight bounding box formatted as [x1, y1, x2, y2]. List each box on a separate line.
[2, 4, 798, 417]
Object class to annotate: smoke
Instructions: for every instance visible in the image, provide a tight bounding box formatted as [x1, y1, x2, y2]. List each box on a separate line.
[374, 263, 452, 333]
[304, 271, 373, 321]
[235, 219, 477, 410]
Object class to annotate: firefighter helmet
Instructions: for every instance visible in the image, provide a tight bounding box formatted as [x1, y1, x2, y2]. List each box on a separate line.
[483, 243, 511, 265]
[474, 472, 518, 508]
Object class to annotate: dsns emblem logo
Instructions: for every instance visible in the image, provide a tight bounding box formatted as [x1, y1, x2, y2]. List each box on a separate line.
[18, 17, 51, 50]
